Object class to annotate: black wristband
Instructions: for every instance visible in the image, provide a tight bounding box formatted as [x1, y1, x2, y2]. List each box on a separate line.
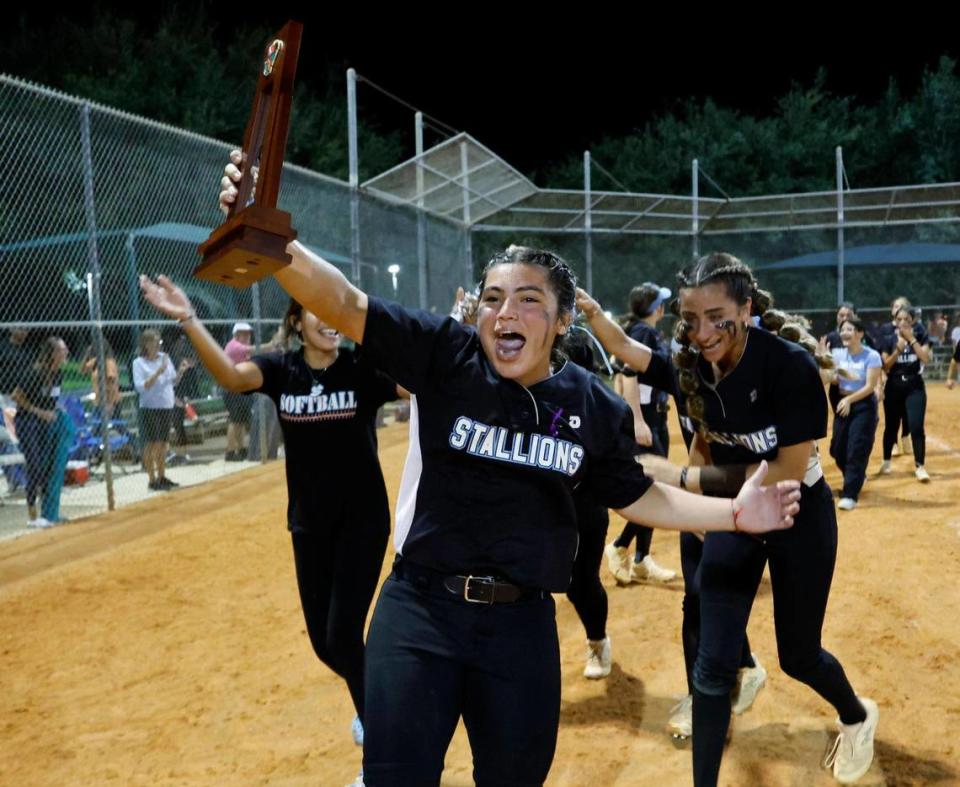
[699, 464, 749, 497]
[679, 466, 689, 490]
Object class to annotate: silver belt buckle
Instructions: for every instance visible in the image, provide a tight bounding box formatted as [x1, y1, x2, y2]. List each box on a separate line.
[463, 575, 495, 604]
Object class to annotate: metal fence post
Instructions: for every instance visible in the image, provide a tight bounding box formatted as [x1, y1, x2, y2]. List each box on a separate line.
[79, 102, 115, 511]
[347, 69, 361, 286]
[692, 158, 700, 260]
[461, 141, 473, 285]
[584, 151, 593, 294]
[836, 146, 845, 305]
[251, 282, 269, 463]
[416, 112, 428, 309]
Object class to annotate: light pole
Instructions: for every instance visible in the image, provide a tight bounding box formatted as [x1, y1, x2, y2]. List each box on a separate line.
[388, 264, 400, 296]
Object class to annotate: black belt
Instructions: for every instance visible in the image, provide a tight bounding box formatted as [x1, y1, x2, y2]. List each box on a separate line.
[393, 558, 547, 604]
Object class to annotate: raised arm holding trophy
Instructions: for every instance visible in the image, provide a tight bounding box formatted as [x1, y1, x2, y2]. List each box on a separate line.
[194, 20, 302, 287]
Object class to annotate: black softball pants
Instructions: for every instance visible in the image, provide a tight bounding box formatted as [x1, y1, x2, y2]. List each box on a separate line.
[830, 396, 879, 500]
[691, 479, 864, 787]
[567, 495, 610, 641]
[679, 532, 754, 697]
[882, 377, 926, 465]
[364, 566, 560, 786]
[291, 509, 389, 723]
[614, 404, 668, 558]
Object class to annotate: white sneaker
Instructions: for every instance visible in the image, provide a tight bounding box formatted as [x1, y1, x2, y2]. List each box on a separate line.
[837, 498, 857, 511]
[351, 715, 364, 746]
[823, 697, 879, 784]
[667, 694, 693, 739]
[27, 517, 53, 528]
[583, 636, 612, 679]
[345, 766, 364, 787]
[891, 441, 901, 457]
[732, 654, 767, 714]
[631, 554, 677, 583]
[604, 543, 632, 585]
[902, 435, 913, 456]
[915, 465, 931, 483]
[878, 460, 892, 475]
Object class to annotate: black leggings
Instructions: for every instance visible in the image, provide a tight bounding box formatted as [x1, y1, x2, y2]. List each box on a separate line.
[567, 496, 609, 641]
[691, 479, 864, 787]
[614, 404, 668, 558]
[882, 378, 926, 465]
[291, 512, 389, 723]
[830, 397, 879, 500]
[679, 532, 754, 697]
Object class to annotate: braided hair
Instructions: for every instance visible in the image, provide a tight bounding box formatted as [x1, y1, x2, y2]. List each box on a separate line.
[673, 252, 833, 440]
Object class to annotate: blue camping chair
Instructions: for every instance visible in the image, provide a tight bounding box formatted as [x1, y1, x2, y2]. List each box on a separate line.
[61, 395, 131, 467]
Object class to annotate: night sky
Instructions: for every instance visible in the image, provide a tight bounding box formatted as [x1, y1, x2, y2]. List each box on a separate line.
[267, 14, 960, 173]
[11, 5, 960, 174]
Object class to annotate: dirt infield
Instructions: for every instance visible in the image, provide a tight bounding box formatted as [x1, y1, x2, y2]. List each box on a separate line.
[2, 386, 958, 786]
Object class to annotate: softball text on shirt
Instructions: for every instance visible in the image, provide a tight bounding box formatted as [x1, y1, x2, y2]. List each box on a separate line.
[278, 383, 358, 421]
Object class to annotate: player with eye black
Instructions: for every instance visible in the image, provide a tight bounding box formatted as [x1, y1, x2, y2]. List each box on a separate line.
[578, 252, 878, 786]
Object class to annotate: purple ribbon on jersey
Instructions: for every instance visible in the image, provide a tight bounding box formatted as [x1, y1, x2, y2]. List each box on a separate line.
[548, 407, 564, 437]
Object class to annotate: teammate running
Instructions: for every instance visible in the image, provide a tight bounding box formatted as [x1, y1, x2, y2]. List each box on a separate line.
[140, 280, 403, 786]
[577, 252, 878, 786]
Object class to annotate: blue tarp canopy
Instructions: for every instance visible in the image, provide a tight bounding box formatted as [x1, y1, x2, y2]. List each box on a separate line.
[761, 242, 960, 270]
[0, 222, 351, 266]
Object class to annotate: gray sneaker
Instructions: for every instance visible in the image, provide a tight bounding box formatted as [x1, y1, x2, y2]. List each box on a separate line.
[583, 636, 612, 679]
[667, 694, 692, 739]
[351, 715, 364, 747]
[732, 654, 767, 715]
[823, 697, 879, 784]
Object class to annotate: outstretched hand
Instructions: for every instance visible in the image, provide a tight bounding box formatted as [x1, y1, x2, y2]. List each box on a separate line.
[575, 287, 601, 319]
[139, 275, 194, 322]
[732, 460, 801, 534]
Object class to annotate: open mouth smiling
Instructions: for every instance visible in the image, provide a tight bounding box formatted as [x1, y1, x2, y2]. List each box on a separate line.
[495, 330, 526, 360]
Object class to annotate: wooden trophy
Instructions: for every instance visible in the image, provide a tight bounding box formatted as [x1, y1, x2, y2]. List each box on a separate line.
[195, 21, 303, 287]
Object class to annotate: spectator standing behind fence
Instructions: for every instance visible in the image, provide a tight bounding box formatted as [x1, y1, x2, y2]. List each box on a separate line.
[81, 341, 122, 420]
[0, 326, 31, 402]
[946, 338, 959, 390]
[827, 317, 882, 511]
[926, 310, 948, 346]
[0, 326, 31, 493]
[133, 329, 185, 491]
[12, 336, 69, 528]
[950, 314, 960, 346]
[223, 322, 253, 461]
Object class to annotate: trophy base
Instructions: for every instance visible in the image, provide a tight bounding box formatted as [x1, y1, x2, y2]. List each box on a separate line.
[195, 206, 297, 288]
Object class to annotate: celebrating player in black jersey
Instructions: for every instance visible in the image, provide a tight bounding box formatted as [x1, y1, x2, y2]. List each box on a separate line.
[140, 280, 402, 785]
[216, 152, 801, 787]
[578, 253, 878, 786]
[879, 306, 933, 482]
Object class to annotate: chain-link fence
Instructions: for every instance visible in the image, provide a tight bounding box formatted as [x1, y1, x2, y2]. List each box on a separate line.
[4, 72, 960, 534]
[0, 74, 467, 534]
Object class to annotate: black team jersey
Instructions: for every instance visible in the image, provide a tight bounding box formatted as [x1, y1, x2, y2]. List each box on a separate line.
[880, 323, 931, 378]
[361, 297, 653, 592]
[640, 327, 827, 479]
[250, 348, 398, 534]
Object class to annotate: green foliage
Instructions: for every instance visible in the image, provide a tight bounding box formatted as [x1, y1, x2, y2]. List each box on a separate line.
[544, 61, 960, 196]
[1, 6, 402, 181]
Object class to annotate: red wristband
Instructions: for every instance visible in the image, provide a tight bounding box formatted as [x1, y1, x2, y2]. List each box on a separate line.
[731, 499, 742, 532]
